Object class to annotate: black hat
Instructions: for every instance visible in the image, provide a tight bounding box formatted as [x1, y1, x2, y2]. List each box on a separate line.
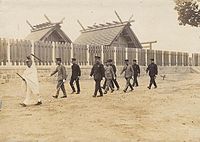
[108, 59, 112, 62]
[56, 58, 61, 61]
[133, 59, 137, 62]
[72, 58, 76, 61]
[150, 58, 154, 61]
[125, 59, 129, 62]
[95, 55, 101, 59]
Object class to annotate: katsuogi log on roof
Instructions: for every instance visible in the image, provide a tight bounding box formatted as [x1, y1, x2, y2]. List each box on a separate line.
[25, 15, 72, 43]
[74, 12, 142, 48]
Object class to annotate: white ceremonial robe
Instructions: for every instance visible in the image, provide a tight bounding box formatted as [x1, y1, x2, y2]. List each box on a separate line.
[22, 63, 41, 105]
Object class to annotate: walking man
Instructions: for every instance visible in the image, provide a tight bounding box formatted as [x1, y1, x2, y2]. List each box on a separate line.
[120, 59, 134, 93]
[50, 58, 67, 98]
[70, 58, 81, 94]
[132, 59, 140, 87]
[20, 56, 42, 107]
[109, 59, 120, 90]
[146, 58, 158, 89]
[90, 56, 105, 97]
[104, 60, 115, 94]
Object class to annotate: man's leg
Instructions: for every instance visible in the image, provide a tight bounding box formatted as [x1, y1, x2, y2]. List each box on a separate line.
[123, 78, 129, 92]
[102, 79, 107, 90]
[76, 78, 80, 93]
[97, 80, 103, 97]
[113, 79, 120, 90]
[60, 83, 67, 98]
[70, 78, 76, 93]
[93, 80, 98, 97]
[134, 75, 138, 86]
[153, 77, 157, 88]
[108, 79, 114, 92]
[128, 78, 134, 91]
[148, 76, 153, 89]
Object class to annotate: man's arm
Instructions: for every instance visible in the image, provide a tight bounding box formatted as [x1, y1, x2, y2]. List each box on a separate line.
[50, 68, 58, 76]
[78, 65, 81, 77]
[138, 65, 140, 74]
[146, 65, 149, 73]
[120, 66, 126, 75]
[101, 64, 105, 77]
[90, 66, 94, 77]
[155, 64, 158, 75]
[62, 66, 67, 79]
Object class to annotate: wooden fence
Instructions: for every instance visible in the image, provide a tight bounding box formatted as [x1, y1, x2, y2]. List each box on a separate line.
[0, 38, 194, 67]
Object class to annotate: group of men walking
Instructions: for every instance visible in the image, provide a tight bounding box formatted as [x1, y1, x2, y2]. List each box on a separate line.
[19, 55, 158, 107]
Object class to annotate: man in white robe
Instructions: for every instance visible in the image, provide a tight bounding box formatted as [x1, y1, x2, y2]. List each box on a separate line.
[20, 57, 42, 107]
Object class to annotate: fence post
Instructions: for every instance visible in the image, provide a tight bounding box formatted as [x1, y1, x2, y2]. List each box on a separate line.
[71, 43, 74, 59]
[125, 47, 128, 59]
[52, 42, 56, 66]
[101, 45, 104, 63]
[86, 45, 90, 66]
[31, 41, 35, 61]
[6, 39, 11, 66]
[114, 46, 117, 66]
[135, 48, 138, 62]
[145, 49, 148, 66]
[182, 53, 184, 66]
[176, 52, 178, 66]
[169, 51, 171, 66]
[162, 51, 164, 66]
[154, 50, 157, 64]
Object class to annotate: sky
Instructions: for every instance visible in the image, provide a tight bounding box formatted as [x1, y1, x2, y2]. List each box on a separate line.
[0, 0, 199, 53]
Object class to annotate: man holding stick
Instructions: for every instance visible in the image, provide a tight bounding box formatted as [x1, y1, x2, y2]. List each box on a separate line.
[50, 58, 67, 98]
[19, 56, 42, 107]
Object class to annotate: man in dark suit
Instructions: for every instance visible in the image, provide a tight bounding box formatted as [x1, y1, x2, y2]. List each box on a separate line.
[132, 59, 140, 87]
[70, 58, 81, 94]
[90, 56, 105, 97]
[50, 58, 67, 98]
[109, 59, 120, 90]
[146, 58, 158, 89]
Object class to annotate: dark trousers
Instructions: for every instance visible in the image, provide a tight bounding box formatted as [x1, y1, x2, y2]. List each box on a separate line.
[103, 78, 119, 89]
[94, 80, 103, 96]
[132, 74, 139, 87]
[112, 78, 120, 89]
[102, 79, 114, 89]
[124, 77, 133, 91]
[56, 80, 67, 96]
[70, 77, 80, 93]
[149, 76, 157, 88]
[105, 79, 114, 92]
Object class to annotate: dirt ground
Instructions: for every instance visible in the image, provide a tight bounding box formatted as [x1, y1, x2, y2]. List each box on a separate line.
[0, 73, 200, 142]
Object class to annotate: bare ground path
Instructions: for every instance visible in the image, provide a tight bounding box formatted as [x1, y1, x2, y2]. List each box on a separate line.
[0, 73, 200, 142]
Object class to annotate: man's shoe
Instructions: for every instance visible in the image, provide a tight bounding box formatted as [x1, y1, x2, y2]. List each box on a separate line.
[104, 91, 107, 94]
[71, 91, 75, 94]
[97, 94, 103, 97]
[130, 88, 134, 91]
[135, 85, 139, 87]
[76, 92, 80, 94]
[61, 95, 67, 98]
[92, 95, 96, 97]
[111, 90, 114, 93]
[116, 88, 119, 91]
[123, 90, 127, 93]
[52, 95, 58, 99]
[20, 103, 26, 107]
[35, 101, 42, 106]
[147, 86, 151, 89]
[154, 86, 157, 89]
